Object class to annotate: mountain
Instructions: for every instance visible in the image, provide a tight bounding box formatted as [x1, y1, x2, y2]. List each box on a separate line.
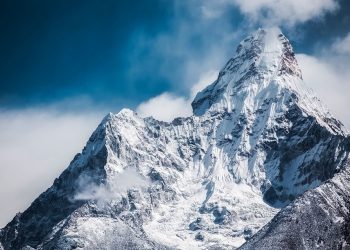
[239, 158, 350, 250]
[1, 28, 349, 250]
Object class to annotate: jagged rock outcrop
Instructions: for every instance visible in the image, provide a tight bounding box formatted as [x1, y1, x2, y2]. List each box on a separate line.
[0, 28, 348, 250]
[240, 156, 350, 250]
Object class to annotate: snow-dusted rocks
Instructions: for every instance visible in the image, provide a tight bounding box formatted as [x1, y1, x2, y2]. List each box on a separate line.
[240, 158, 350, 250]
[1, 28, 349, 249]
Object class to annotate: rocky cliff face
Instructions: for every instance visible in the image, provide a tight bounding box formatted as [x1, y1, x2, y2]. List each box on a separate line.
[239, 156, 350, 250]
[0, 28, 349, 250]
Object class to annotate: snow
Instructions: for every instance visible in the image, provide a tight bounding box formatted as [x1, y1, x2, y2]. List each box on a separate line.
[240, 163, 350, 250]
[1, 28, 348, 250]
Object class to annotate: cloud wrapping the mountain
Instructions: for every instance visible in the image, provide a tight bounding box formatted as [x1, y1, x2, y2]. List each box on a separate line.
[0, 106, 102, 227]
[136, 93, 192, 122]
[227, 0, 338, 26]
[297, 53, 350, 130]
[74, 168, 149, 205]
[136, 70, 218, 122]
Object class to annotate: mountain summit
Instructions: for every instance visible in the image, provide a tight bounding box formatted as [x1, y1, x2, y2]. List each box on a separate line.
[1, 29, 349, 250]
[192, 28, 342, 133]
[193, 28, 301, 115]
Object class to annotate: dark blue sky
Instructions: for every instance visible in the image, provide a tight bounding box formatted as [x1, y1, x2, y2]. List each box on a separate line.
[0, 0, 349, 111]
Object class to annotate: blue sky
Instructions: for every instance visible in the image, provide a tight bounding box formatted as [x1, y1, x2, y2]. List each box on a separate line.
[0, 0, 349, 111]
[1, 0, 350, 227]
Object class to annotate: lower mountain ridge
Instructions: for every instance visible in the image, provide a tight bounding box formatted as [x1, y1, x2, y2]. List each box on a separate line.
[1, 28, 349, 250]
[240, 157, 350, 250]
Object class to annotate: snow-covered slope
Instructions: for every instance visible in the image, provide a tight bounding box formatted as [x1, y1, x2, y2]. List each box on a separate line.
[0, 28, 349, 250]
[239, 156, 350, 250]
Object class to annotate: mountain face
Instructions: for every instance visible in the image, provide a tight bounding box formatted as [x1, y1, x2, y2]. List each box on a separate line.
[239, 157, 350, 250]
[1, 28, 349, 250]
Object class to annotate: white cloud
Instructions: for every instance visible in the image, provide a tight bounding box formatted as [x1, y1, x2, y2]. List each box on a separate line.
[332, 32, 350, 54]
[136, 92, 192, 122]
[207, 0, 339, 27]
[297, 53, 350, 129]
[0, 106, 103, 227]
[127, 1, 240, 100]
[74, 168, 149, 205]
[136, 70, 220, 122]
[190, 69, 219, 98]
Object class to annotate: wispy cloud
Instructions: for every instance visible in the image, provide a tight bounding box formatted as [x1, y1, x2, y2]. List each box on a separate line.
[0, 102, 103, 227]
[136, 92, 192, 122]
[331, 32, 350, 54]
[133, 0, 343, 123]
[131, 1, 235, 123]
[296, 33, 350, 129]
[74, 168, 149, 205]
[136, 70, 218, 122]
[127, 1, 241, 98]
[190, 70, 219, 98]
[220, 0, 339, 27]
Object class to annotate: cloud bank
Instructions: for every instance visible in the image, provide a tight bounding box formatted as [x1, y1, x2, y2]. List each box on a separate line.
[136, 93, 192, 122]
[0, 106, 103, 227]
[295, 30, 350, 130]
[136, 70, 218, 122]
[226, 0, 338, 26]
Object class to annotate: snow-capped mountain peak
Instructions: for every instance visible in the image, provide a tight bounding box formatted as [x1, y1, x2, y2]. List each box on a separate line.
[1, 29, 349, 250]
[233, 27, 301, 78]
[192, 28, 301, 115]
[192, 28, 344, 135]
